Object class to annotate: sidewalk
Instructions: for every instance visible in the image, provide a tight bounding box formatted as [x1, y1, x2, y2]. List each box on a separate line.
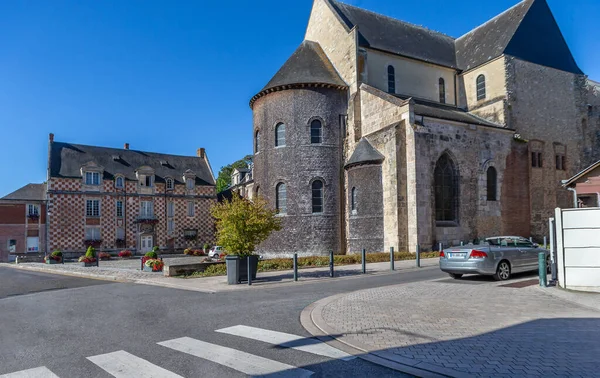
[302, 277, 600, 378]
[1, 257, 439, 293]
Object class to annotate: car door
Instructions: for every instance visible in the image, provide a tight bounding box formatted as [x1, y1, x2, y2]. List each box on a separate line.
[499, 237, 524, 271]
[515, 237, 537, 271]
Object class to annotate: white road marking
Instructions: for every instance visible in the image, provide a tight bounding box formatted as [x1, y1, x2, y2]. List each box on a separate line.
[158, 337, 313, 377]
[0, 367, 59, 378]
[216, 325, 355, 361]
[86, 350, 183, 378]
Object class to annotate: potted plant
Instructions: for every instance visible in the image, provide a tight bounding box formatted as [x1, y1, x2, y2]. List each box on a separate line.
[203, 243, 210, 253]
[118, 250, 132, 259]
[79, 246, 97, 267]
[141, 248, 159, 266]
[45, 251, 62, 264]
[98, 252, 112, 261]
[143, 258, 164, 272]
[210, 195, 281, 284]
[183, 248, 192, 255]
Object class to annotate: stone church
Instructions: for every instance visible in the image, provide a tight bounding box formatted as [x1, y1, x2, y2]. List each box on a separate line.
[247, 0, 600, 256]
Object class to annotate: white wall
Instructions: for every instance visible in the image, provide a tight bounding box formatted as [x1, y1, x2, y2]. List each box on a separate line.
[555, 207, 600, 292]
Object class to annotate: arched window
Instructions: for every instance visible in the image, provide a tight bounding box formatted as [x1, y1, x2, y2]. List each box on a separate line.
[312, 180, 324, 213]
[387, 65, 395, 94]
[476, 75, 486, 101]
[434, 154, 458, 222]
[275, 123, 286, 147]
[166, 178, 174, 190]
[115, 176, 124, 189]
[351, 187, 357, 213]
[255, 130, 260, 153]
[486, 167, 497, 201]
[439, 78, 446, 104]
[310, 120, 322, 144]
[276, 183, 287, 214]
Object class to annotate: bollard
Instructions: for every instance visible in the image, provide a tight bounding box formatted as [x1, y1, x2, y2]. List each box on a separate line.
[460, 241, 464, 246]
[543, 236, 547, 249]
[439, 242, 442, 252]
[247, 256, 252, 286]
[390, 247, 395, 271]
[329, 250, 334, 278]
[362, 249, 366, 274]
[416, 245, 421, 268]
[538, 252, 547, 287]
[293, 253, 298, 282]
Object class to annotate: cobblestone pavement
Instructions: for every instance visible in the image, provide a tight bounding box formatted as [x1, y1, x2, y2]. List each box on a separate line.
[310, 279, 600, 377]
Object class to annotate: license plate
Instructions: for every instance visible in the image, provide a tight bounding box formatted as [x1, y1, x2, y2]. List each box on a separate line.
[448, 253, 466, 258]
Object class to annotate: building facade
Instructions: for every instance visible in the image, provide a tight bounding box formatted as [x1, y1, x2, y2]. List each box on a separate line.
[248, 0, 600, 257]
[0, 184, 46, 262]
[46, 134, 217, 254]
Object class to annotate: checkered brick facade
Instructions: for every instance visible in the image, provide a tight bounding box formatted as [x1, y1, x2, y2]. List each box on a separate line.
[48, 177, 216, 253]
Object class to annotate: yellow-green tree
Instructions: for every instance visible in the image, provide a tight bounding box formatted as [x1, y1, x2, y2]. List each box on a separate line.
[210, 195, 281, 257]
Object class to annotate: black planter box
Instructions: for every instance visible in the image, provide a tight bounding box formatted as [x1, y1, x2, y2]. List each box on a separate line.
[81, 262, 96, 267]
[226, 255, 259, 284]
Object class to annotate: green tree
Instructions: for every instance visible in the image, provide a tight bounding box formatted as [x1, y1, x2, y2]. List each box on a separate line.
[215, 155, 253, 193]
[210, 195, 281, 257]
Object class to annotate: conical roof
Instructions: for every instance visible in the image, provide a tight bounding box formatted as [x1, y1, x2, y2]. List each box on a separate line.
[345, 138, 385, 169]
[250, 40, 347, 107]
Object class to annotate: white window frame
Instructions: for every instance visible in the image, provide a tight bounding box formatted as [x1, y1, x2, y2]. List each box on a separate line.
[186, 178, 194, 190]
[85, 171, 101, 186]
[116, 200, 124, 218]
[27, 204, 40, 216]
[166, 178, 174, 190]
[167, 219, 175, 234]
[116, 227, 125, 240]
[167, 202, 175, 217]
[140, 201, 154, 217]
[86, 199, 100, 217]
[115, 176, 124, 189]
[8, 239, 17, 253]
[85, 227, 101, 240]
[187, 201, 195, 217]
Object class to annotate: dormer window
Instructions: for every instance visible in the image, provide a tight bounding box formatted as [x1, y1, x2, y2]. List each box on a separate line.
[139, 174, 154, 187]
[166, 178, 174, 190]
[115, 176, 124, 189]
[85, 172, 100, 186]
[186, 178, 194, 190]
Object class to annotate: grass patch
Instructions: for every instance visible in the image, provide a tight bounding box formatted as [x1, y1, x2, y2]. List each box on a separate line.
[177, 251, 439, 278]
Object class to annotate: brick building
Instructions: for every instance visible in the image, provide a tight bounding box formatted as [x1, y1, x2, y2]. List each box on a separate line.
[246, 0, 600, 257]
[46, 134, 216, 254]
[0, 184, 46, 262]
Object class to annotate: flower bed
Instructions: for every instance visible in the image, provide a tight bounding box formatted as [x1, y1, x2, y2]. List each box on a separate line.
[144, 258, 164, 272]
[118, 250, 132, 259]
[98, 252, 112, 261]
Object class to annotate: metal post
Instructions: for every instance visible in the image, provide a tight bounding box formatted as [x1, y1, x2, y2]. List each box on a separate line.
[538, 252, 547, 287]
[549, 217, 557, 282]
[530, 237, 533, 243]
[460, 241, 464, 246]
[293, 253, 298, 282]
[439, 242, 442, 252]
[362, 249, 366, 274]
[543, 236, 547, 249]
[329, 250, 334, 278]
[390, 247, 394, 271]
[416, 245, 421, 268]
[247, 256, 252, 286]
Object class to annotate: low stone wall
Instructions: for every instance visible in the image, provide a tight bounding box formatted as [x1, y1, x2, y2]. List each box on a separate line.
[164, 261, 224, 277]
[15, 254, 45, 263]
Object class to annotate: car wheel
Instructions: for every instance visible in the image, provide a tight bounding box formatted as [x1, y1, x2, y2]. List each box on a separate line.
[449, 273, 463, 279]
[493, 261, 511, 281]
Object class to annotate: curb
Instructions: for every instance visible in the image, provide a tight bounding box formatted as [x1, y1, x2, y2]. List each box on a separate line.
[300, 284, 470, 378]
[1, 263, 129, 283]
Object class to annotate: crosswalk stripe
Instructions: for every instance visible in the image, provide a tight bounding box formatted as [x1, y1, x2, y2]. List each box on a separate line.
[158, 337, 314, 378]
[216, 325, 355, 361]
[86, 350, 183, 378]
[0, 367, 59, 378]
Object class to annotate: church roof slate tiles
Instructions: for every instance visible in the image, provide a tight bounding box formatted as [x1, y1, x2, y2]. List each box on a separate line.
[345, 138, 385, 169]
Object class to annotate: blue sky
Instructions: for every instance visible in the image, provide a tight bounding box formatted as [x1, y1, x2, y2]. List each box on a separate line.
[1, 0, 598, 197]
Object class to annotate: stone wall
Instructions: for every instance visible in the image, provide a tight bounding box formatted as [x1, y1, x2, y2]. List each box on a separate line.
[252, 87, 347, 257]
[346, 164, 384, 254]
[366, 49, 457, 105]
[459, 56, 508, 120]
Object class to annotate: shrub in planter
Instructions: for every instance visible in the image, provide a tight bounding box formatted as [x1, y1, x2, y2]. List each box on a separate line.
[98, 252, 112, 261]
[193, 249, 205, 256]
[203, 243, 210, 252]
[78, 256, 97, 264]
[184, 248, 192, 255]
[45, 251, 63, 264]
[145, 251, 158, 259]
[144, 258, 164, 272]
[85, 246, 96, 258]
[118, 250, 132, 258]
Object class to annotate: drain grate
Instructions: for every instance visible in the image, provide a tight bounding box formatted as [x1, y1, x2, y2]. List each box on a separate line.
[499, 279, 539, 288]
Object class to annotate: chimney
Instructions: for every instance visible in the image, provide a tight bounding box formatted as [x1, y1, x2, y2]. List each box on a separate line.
[49, 133, 54, 143]
[124, 143, 129, 150]
[197, 148, 205, 158]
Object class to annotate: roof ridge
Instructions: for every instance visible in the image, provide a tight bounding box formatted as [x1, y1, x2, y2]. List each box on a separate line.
[456, 0, 533, 41]
[331, 0, 455, 41]
[54, 141, 202, 159]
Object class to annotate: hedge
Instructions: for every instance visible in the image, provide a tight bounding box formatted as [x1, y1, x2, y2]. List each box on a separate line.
[180, 251, 439, 278]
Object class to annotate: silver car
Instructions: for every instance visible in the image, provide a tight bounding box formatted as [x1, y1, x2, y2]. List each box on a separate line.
[439, 236, 551, 281]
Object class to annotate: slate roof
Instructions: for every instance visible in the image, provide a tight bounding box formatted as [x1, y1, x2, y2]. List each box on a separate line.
[329, 0, 457, 68]
[345, 138, 385, 169]
[1, 183, 45, 201]
[251, 40, 347, 107]
[392, 95, 505, 128]
[49, 142, 215, 186]
[327, 0, 582, 75]
[456, 0, 582, 74]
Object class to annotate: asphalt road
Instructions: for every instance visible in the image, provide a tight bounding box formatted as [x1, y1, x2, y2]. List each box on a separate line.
[0, 265, 445, 377]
